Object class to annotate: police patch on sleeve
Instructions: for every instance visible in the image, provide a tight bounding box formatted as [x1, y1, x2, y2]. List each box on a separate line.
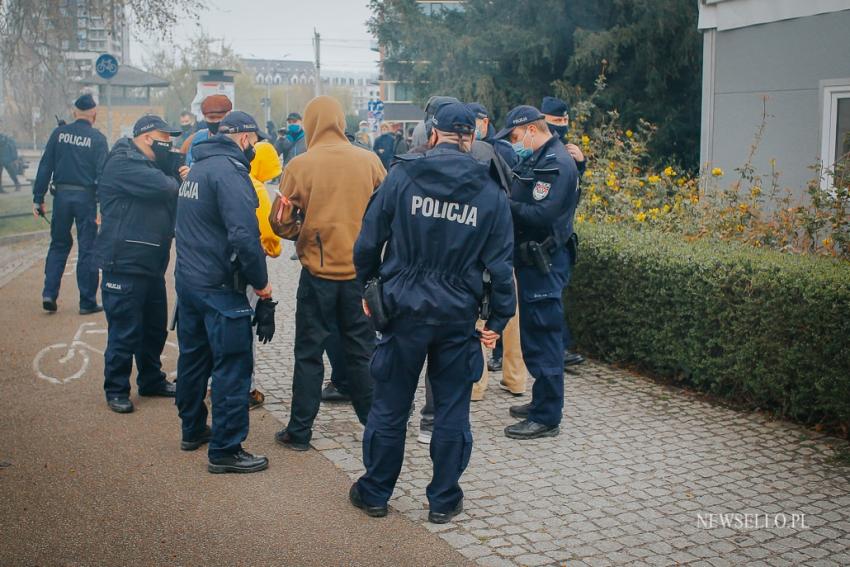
[532, 181, 551, 201]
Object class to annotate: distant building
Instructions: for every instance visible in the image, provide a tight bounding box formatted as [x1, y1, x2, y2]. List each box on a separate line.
[62, 0, 131, 81]
[241, 58, 316, 87]
[699, 0, 850, 195]
[322, 72, 380, 112]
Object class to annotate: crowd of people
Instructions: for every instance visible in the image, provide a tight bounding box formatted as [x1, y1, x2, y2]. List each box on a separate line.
[31, 87, 587, 524]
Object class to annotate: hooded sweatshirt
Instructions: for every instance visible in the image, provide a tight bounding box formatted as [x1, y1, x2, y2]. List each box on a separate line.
[250, 140, 283, 258]
[275, 96, 386, 280]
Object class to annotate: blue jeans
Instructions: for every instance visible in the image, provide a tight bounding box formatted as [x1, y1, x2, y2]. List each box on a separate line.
[42, 190, 98, 308]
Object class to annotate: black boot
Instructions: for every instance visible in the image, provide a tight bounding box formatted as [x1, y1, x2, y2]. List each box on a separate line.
[487, 355, 502, 372]
[181, 426, 212, 451]
[564, 349, 585, 367]
[349, 483, 388, 518]
[504, 419, 560, 440]
[139, 381, 177, 397]
[42, 297, 57, 313]
[107, 397, 134, 413]
[509, 402, 530, 419]
[321, 382, 350, 402]
[208, 450, 268, 474]
[429, 498, 463, 524]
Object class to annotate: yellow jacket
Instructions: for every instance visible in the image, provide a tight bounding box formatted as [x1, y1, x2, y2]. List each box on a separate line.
[250, 141, 283, 258]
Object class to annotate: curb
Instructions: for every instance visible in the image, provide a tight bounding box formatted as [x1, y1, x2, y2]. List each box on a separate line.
[0, 230, 49, 245]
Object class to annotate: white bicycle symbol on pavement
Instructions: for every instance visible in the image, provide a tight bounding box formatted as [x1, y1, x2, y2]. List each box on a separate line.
[33, 322, 178, 385]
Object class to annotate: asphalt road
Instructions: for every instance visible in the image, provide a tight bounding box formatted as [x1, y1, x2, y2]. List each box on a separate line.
[0, 249, 471, 567]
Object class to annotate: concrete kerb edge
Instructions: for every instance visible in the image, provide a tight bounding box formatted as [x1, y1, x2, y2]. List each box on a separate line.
[0, 230, 49, 245]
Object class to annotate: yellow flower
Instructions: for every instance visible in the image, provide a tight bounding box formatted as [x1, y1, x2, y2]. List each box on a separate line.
[689, 194, 699, 204]
[608, 162, 616, 171]
[663, 166, 676, 177]
[823, 238, 834, 248]
[625, 130, 633, 138]
[585, 169, 593, 177]
[639, 181, 645, 187]
[632, 199, 643, 209]
[590, 194, 601, 204]
[738, 203, 749, 214]
[581, 135, 590, 147]
[676, 178, 685, 186]
[662, 204, 671, 213]
[735, 224, 745, 233]
[606, 175, 617, 188]
[648, 175, 660, 184]
[577, 214, 586, 223]
[634, 212, 647, 222]
[750, 186, 761, 197]
[648, 207, 660, 218]
[711, 167, 724, 177]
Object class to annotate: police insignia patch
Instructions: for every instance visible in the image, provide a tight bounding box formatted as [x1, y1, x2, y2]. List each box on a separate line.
[532, 181, 551, 201]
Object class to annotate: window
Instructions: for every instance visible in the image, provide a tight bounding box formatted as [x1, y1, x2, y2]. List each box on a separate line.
[819, 81, 850, 188]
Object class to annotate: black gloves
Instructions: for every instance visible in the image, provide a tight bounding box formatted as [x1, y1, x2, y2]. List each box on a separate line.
[253, 298, 277, 344]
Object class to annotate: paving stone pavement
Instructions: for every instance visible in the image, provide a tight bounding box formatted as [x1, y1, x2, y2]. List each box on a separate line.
[255, 250, 850, 566]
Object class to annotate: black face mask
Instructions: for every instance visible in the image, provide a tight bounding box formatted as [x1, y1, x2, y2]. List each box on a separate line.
[243, 143, 256, 163]
[548, 122, 569, 141]
[207, 121, 220, 135]
[180, 123, 192, 133]
[151, 139, 183, 176]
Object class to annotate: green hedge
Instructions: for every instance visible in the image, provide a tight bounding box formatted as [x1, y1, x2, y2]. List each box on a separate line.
[566, 223, 850, 433]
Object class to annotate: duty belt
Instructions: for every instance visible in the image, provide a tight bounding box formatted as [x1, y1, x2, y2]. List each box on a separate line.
[53, 183, 92, 192]
[516, 236, 560, 274]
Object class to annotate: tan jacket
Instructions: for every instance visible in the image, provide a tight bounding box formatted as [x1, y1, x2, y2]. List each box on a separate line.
[274, 96, 386, 280]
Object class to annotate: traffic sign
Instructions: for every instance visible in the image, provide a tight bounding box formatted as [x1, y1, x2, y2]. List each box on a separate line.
[95, 54, 119, 80]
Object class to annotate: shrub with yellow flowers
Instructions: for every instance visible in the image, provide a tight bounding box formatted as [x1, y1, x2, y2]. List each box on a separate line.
[565, 75, 850, 261]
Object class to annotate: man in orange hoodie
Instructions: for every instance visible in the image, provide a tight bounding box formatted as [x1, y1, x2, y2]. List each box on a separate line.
[272, 96, 386, 451]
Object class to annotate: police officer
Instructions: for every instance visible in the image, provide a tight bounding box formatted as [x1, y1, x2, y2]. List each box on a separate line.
[96, 115, 186, 414]
[541, 96, 586, 368]
[33, 94, 109, 314]
[350, 102, 516, 523]
[495, 105, 579, 440]
[175, 111, 273, 474]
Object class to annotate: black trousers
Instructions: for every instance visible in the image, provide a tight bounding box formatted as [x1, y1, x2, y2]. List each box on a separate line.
[286, 270, 374, 443]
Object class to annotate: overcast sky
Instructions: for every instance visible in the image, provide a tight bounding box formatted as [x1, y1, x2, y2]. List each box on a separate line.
[130, 0, 379, 74]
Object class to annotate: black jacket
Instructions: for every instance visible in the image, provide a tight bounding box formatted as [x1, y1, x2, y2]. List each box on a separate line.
[95, 138, 179, 277]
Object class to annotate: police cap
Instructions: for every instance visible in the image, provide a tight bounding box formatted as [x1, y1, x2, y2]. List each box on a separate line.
[74, 94, 97, 111]
[541, 96, 569, 117]
[466, 102, 489, 120]
[432, 102, 476, 136]
[132, 115, 181, 138]
[218, 111, 266, 140]
[494, 105, 546, 140]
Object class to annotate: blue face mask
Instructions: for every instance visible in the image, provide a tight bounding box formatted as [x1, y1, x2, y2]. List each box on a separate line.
[511, 130, 533, 160]
[287, 123, 302, 135]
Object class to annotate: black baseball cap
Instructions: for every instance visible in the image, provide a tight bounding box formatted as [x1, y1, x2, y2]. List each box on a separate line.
[132, 115, 181, 137]
[432, 102, 476, 135]
[494, 105, 546, 139]
[541, 96, 569, 117]
[466, 102, 489, 119]
[74, 94, 97, 111]
[218, 111, 266, 140]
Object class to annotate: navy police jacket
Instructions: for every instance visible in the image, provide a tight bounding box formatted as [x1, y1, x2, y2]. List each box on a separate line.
[509, 135, 579, 247]
[96, 138, 178, 277]
[33, 118, 109, 204]
[175, 135, 268, 292]
[354, 143, 516, 333]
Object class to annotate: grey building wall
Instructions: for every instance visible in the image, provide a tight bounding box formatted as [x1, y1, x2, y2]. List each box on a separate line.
[701, 10, 850, 197]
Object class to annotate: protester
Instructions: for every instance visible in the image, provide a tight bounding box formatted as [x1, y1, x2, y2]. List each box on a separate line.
[372, 122, 407, 170]
[355, 120, 373, 149]
[180, 94, 232, 166]
[496, 105, 579, 440]
[275, 112, 306, 166]
[175, 110, 197, 148]
[271, 95, 384, 452]
[541, 96, 586, 368]
[175, 111, 274, 474]
[247, 139, 284, 410]
[32, 94, 109, 314]
[0, 129, 23, 192]
[96, 115, 187, 413]
[350, 102, 515, 523]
